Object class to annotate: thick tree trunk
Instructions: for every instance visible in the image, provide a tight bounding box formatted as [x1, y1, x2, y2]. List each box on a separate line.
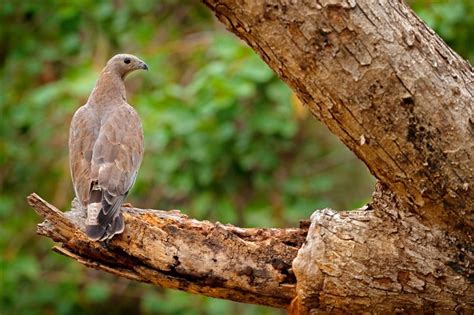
[200, 0, 473, 312]
[292, 183, 472, 313]
[30, 0, 473, 313]
[202, 0, 473, 230]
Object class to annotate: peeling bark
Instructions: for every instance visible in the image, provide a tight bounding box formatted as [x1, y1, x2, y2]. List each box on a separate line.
[28, 193, 307, 308]
[29, 0, 474, 313]
[292, 183, 473, 313]
[200, 0, 473, 312]
[202, 0, 473, 231]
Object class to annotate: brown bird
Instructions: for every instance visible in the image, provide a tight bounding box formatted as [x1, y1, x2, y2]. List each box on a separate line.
[69, 54, 148, 241]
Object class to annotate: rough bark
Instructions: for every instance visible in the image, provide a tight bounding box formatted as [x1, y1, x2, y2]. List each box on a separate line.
[202, 0, 473, 231]
[292, 183, 473, 313]
[29, 0, 474, 313]
[199, 0, 473, 313]
[28, 193, 307, 308]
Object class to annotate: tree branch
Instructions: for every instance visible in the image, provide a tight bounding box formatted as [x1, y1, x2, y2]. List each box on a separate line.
[292, 183, 473, 313]
[198, 0, 473, 312]
[29, 185, 473, 312]
[27, 193, 307, 309]
[29, 0, 474, 312]
[202, 0, 473, 232]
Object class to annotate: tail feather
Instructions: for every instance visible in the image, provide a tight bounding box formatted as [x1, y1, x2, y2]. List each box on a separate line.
[86, 224, 107, 241]
[86, 213, 125, 241]
[105, 213, 125, 238]
[85, 188, 127, 241]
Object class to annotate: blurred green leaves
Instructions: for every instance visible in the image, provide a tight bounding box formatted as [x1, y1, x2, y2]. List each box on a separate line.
[409, 0, 474, 62]
[1, 0, 471, 314]
[136, 35, 304, 226]
[85, 282, 112, 303]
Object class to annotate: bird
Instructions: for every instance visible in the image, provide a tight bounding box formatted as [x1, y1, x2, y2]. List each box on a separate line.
[69, 53, 148, 241]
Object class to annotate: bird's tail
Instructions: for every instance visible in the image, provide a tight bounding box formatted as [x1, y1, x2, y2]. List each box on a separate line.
[85, 212, 124, 241]
[85, 188, 125, 241]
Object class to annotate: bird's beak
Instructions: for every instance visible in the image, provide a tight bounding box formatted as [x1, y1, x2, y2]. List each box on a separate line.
[141, 62, 149, 71]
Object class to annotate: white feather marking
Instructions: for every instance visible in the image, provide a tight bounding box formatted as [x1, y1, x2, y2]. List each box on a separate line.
[86, 202, 101, 225]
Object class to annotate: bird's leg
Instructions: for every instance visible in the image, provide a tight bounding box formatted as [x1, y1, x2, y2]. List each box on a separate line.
[100, 239, 111, 250]
[122, 202, 134, 208]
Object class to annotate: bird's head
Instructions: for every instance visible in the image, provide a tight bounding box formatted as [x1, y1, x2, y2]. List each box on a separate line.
[106, 54, 148, 78]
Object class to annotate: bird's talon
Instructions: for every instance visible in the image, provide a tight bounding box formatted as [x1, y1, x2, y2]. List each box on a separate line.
[100, 240, 110, 249]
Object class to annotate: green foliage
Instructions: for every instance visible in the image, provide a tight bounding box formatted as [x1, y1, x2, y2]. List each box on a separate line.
[0, 1, 471, 314]
[409, 0, 474, 62]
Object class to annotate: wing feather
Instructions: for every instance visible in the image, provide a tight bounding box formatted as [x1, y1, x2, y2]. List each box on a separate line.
[69, 105, 100, 208]
[87, 104, 144, 240]
[70, 103, 143, 240]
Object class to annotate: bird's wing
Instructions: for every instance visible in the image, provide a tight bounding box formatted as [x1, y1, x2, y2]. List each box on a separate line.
[69, 105, 100, 208]
[87, 104, 144, 239]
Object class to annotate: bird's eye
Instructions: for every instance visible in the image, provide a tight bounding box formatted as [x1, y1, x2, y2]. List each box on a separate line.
[124, 58, 131, 64]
